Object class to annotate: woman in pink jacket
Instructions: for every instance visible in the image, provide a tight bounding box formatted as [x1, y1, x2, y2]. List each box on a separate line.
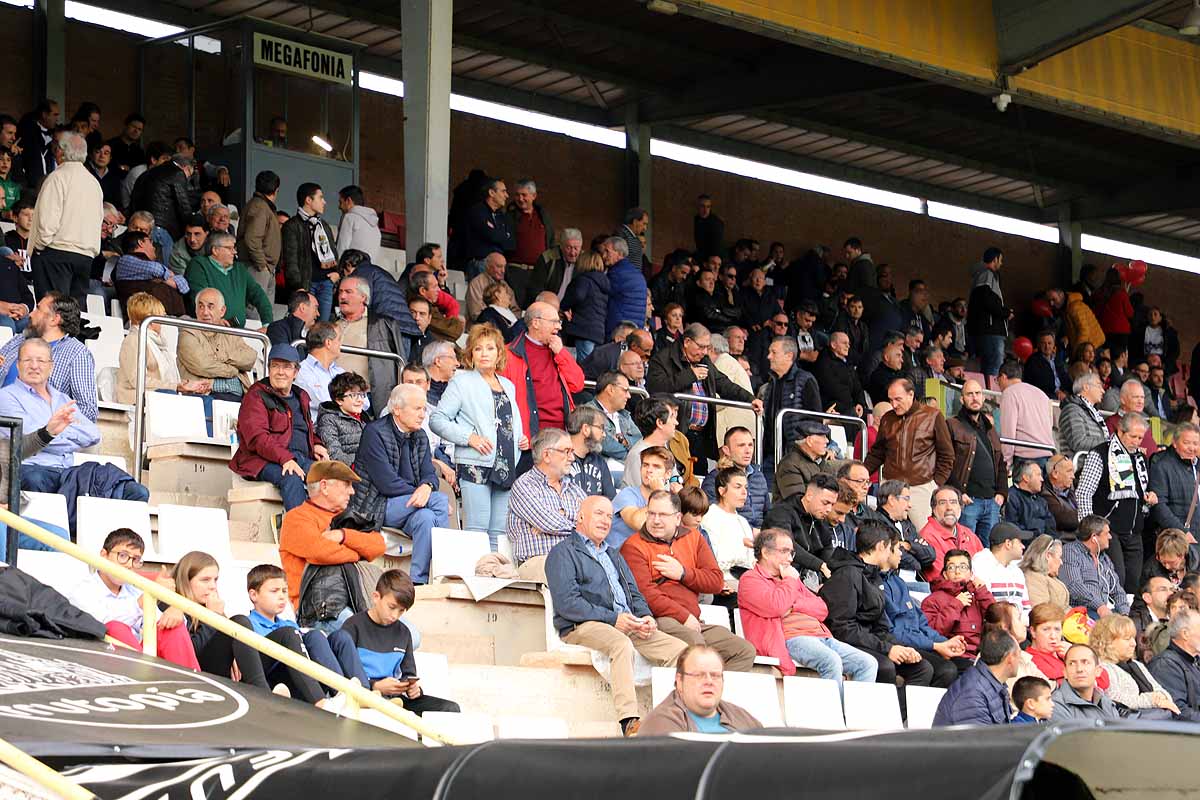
[737, 528, 877, 687]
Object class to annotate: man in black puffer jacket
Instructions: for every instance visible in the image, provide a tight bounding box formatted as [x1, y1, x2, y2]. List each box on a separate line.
[763, 473, 840, 581]
[819, 520, 936, 691]
[758, 335, 820, 476]
[132, 153, 194, 239]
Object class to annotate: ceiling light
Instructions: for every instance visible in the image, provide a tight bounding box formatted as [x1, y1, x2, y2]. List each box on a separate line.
[646, 0, 678, 15]
[1181, 0, 1200, 35]
[311, 135, 333, 152]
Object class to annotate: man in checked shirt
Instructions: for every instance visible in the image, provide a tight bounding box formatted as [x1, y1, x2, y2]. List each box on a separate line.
[0, 291, 97, 422]
[506, 428, 587, 583]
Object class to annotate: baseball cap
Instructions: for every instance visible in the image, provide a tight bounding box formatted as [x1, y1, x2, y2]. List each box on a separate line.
[267, 343, 302, 364]
[990, 522, 1035, 544]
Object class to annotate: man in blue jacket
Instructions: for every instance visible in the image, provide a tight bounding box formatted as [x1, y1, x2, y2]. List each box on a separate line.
[933, 629, 1021, 726]
[349, 384, 449, 584]
[546, 494, 688, 737]
[1149, 608, 1200, 721]
[881, 542, 965, 687]
[603, 236, 647, 340]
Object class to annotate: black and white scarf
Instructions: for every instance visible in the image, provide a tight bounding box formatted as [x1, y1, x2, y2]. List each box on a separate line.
[1106, 435, 1147, 502]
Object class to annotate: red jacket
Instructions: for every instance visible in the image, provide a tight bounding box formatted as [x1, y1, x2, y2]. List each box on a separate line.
[920, 578, 995, 656]
[737, 563, 831, 676]
[230, 380, 321, 479]
[918, 517, 983, 581]
[620, 527, 723, 623]
[1097, 288, 1133, 335]
[500, 334, 585, 440]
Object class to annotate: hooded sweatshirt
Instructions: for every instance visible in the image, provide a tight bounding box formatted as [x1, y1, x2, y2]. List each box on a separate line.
[921, 577, 995, 657]
[337, 205, 381, 262]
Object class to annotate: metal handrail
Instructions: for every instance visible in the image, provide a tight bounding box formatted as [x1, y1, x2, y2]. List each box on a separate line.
[581, 379, 650, 399]
[289, 339, 406, 369]
[1073, 451, 1086, 470]
[999, 437, 1058, 454]
[774, 408, 869, 469]
[0, 507, 455, 745]
[133, 316, 271, 482]
[671, 392, 763, 466]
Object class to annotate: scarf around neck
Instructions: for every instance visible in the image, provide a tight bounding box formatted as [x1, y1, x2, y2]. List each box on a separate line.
[1106, 435, 1146, 501]
[298, 208, 336, 264]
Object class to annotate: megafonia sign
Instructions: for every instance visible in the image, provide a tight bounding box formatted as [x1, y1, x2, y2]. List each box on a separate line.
[253, 33, 353, 86]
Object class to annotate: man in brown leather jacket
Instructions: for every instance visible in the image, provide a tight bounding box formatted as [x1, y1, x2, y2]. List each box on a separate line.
[864, 377, 954, 527]
[945, 378, 1008, 547]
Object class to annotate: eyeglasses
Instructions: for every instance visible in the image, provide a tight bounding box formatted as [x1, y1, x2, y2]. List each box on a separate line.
[646, 510, 678, 519]
[343, 392, 368, 400]
[110, 550, 144, 569]
[548, 446, 575, 455]
[943, 564, 970, 573]
[18, 358, 50, 366]
[682, 671, 724, 681]
[844, 477, 870, 486]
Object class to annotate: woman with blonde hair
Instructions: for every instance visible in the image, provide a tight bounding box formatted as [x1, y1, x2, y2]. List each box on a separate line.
[1019, 534, 1070, 608]
[116, 292, 212, 404]
[1089, 613, 1178, 718]
[430, 324, 527, 549]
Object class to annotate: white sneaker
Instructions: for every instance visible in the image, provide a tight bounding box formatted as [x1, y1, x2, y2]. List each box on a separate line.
[272, 684, 291, 699]
[320, 692, 351, 716]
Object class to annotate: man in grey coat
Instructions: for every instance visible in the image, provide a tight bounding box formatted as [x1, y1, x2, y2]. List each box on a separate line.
[1051, 643, 1121, 721]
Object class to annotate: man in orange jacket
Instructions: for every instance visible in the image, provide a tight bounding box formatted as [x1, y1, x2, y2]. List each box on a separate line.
[620, 490, 756, 671]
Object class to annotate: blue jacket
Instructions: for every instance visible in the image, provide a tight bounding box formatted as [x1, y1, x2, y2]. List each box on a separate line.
[1149, 642, 1200, 722]
[348, 415, 437, 527]
[605, 258, 647, 339]
[353, 262, 422, 336]
[429, 369, 523, 467]
[882, 570, 946, 651]
[702, 464, 770, 528]
[1003, 486, 1057, 537]
[933, 662, 1012, 726]
[463, 202, 513, 261]
[562, 269, 610, 345]
[546, 532, 652, 637]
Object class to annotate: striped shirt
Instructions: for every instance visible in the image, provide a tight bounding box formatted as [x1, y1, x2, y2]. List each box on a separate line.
[113, 253, 191, 294]
[1059, 539, 1129, 614]
[0, 333, 97, 421]
[971, 549, 1032, 621]
[506, 465, 587, 563]
[618, 224, 644, 269]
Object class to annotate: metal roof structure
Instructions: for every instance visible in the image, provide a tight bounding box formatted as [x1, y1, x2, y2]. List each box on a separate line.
[110, 0, 1200, 254]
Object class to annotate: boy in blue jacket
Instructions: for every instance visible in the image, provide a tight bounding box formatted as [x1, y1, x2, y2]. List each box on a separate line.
[880, 543, 966, 688]
[1011, 676, 1053, 724]
[341, 570, 460, 714]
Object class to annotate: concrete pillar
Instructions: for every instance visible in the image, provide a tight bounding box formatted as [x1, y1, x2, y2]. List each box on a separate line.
[1057, 205, 1083, 284]
[624, 106, 653, 261]
[34, 0, 66, 108]
[401, 0, 452, 258]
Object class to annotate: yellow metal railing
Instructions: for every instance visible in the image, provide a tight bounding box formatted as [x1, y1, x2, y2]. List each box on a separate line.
[0, 508, 458, 751]
[0, 735, 94, 800]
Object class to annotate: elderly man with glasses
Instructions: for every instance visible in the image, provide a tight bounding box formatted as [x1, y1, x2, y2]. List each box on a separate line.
[507, 428, 589, 583]
[499, 301, 585, 455]
[185, 230, 274, 328]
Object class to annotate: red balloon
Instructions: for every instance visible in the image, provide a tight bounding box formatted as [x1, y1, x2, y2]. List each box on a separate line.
[1031, 299, 1052, 318]
[1127, 260, 1148, 286]
[1013, 336, 1034, 362]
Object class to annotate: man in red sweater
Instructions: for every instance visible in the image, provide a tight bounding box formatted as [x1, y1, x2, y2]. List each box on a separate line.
[278, 461, 386, 612]
[920, 549, 995, 664]
[918, 485, 983, 581]
[621, 490, 756, 671]
[501, 300, 585, 448]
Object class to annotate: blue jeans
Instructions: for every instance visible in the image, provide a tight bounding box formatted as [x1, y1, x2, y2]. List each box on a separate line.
[574, 339, 597, 359]
[21, 464, 150, 502]
[302, 628, 370, 692]
[0, 518, 69, 561]
[311, 278, 335, 321]
[0, 315, 28, 333]
[460, 479, 511, 551]
[958, 496, 1000, 548]
[257, 455, 315, 511]
[785, 636, 878, 689]
[385, 491, 451, 584]
[977, 334, 1005, 377]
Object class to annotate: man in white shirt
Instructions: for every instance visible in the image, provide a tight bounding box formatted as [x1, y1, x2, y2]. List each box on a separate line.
[295, 320, 368, 422]
[30, 132, 102, 303]
[970, 522, 1034, 621]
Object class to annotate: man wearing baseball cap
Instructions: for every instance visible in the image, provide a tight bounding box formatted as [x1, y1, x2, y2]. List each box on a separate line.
[971, 521, 1035, 622]
[230, 342, 330, 511]
[278, 460, 384, 612]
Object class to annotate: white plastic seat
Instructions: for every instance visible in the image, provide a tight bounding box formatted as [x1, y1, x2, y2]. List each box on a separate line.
[212, 399, 242, 444]
[155, 504, 232, 563]
[95, 365, 119, 403]
[0, 327, 12, 348]
[144, 391, 209, 445]
[429, 527, 490, 581]
[15, 550, 90, 597]
[652, 666, 784, 728]
[495, 715, 569, 739]
[445, 270, 467, 302]
[842, 681, 904, 730]
[904, 685, 946, 730]
[782, 676, 846, 729]
[698, 604, 731, 630]
[86, 294, 107, 318]
[73, 452, 128, 472]
[76, 497, 156, 560]
[413, 651, 452, 701]
[20, 492, 70, 533]
[217, 561, 253, 617]
[496, 533, 513, 563]
[422, 711, 495, 746]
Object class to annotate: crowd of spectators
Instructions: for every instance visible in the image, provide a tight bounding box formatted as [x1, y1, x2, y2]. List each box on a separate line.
[11, 99, 1200, 737]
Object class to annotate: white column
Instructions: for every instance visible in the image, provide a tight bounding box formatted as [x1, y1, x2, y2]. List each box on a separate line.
[401, 0, 452, 258]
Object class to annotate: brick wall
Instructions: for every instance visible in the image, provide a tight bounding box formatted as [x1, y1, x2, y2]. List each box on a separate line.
[5, 4, 1199, 358]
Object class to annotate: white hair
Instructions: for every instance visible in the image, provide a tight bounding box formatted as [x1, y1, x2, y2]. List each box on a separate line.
[561, 227, 582, 243]
[605, 236, 629, 257]
[422, 340, 455, 368]
[345, 275, 371, 303]
[58, 132, 87, 163]
[387, 382, 425, 412]
[129, 210, 155, 227]
[515, 178, 537, 194]
[710, 334, 730, 355]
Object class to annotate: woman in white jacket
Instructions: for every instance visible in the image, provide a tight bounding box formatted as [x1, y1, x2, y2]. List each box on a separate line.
[430, 324, 527, 549]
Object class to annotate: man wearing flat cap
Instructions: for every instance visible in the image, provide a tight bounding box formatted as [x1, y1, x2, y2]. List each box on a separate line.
[772, 419, 838, 502]
[278, 460, 385, 613]
[230, 342, 330, 511]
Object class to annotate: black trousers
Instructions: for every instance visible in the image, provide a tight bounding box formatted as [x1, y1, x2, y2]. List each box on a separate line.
[259, 627, 326, 704]
[194, 614, 271, 691]
[1106, 529, 1143, 594]
[32, 248, 91, 304]
[387, 693, 461, 716]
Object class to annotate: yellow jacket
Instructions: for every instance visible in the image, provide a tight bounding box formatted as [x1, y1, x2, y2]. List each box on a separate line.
[1065, 292, 1104, 350]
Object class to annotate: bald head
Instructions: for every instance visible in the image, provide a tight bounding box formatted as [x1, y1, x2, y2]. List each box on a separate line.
[576, 495, 614, 545]
[1120, 379, 1145, 413]
[961, 377, 986, 413]
[195, 288, 226, 324]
